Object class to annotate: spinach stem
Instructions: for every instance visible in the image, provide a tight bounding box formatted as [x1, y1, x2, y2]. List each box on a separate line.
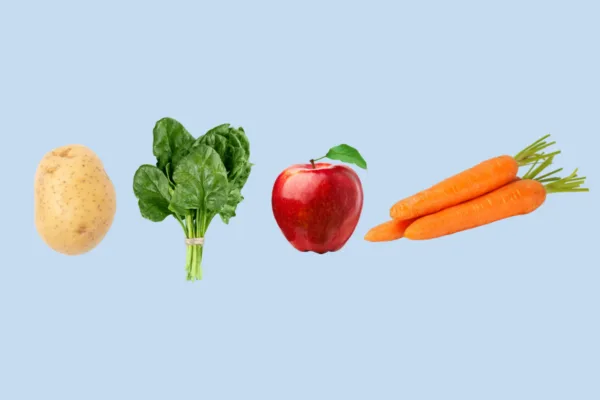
[194, 209, 201, 280]
[183, 210, 208, 281]
[185, 215, 194, 237]
[185, 214, 195, 280]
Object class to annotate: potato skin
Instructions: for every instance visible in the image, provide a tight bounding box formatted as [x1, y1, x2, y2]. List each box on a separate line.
[34, 144, 116, 255]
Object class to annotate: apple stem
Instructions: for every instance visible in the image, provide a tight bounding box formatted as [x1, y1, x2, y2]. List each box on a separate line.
[310, 156, 325, 169]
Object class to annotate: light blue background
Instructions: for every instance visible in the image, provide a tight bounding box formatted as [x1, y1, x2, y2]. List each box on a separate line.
[1, 1, 598, 399]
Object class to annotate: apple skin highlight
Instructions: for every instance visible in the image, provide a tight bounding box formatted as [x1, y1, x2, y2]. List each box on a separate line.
[271, 162, 364, 253]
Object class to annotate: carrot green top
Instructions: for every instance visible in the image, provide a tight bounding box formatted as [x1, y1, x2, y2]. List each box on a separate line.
[513, 134, 561, 166]
[521, 152, 589, 193]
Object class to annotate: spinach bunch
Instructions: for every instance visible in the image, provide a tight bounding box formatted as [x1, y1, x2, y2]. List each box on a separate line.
[133, 117, 252, 280]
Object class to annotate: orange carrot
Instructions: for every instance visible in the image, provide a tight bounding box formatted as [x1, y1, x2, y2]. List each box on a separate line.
[390, 135, 560, 220]
[364, 218, 416, 242]
[391, 155, 518, 219]
[404, 167, 588, 240]
[367, 177, 524, 243]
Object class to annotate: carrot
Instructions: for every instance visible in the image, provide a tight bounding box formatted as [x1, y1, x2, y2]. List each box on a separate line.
[364, 218, 416, 242]
[391, 155, 518, 219]
[365, 177, 523, 242]
[404, 167, 588, 240]
[390, 135, 560, 220]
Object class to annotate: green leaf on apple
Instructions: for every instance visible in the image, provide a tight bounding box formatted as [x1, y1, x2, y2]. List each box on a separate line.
[322, 144, 367, 169]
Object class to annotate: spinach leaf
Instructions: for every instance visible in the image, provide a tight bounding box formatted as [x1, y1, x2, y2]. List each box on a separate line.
[192, 127, 228, 163]
[225, 140, 247, 181]
[153, 117, 195, 172]
[205, 123, 231, 136]
[230, 126, 250, 158]
[219, 187, 244, 223]
[232, 162, 252, 189]
[133, 165, 172, 222]
[194, 124, 248, 179]
[169, 145, 229, 215]
[193, 124, 252, 223]
[217, 164, 251, 224]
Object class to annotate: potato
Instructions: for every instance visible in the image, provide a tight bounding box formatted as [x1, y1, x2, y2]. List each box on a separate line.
[34, 144, 116, 255]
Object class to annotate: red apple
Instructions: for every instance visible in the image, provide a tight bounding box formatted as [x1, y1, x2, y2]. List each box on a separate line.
[272, 162, 364, 253]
